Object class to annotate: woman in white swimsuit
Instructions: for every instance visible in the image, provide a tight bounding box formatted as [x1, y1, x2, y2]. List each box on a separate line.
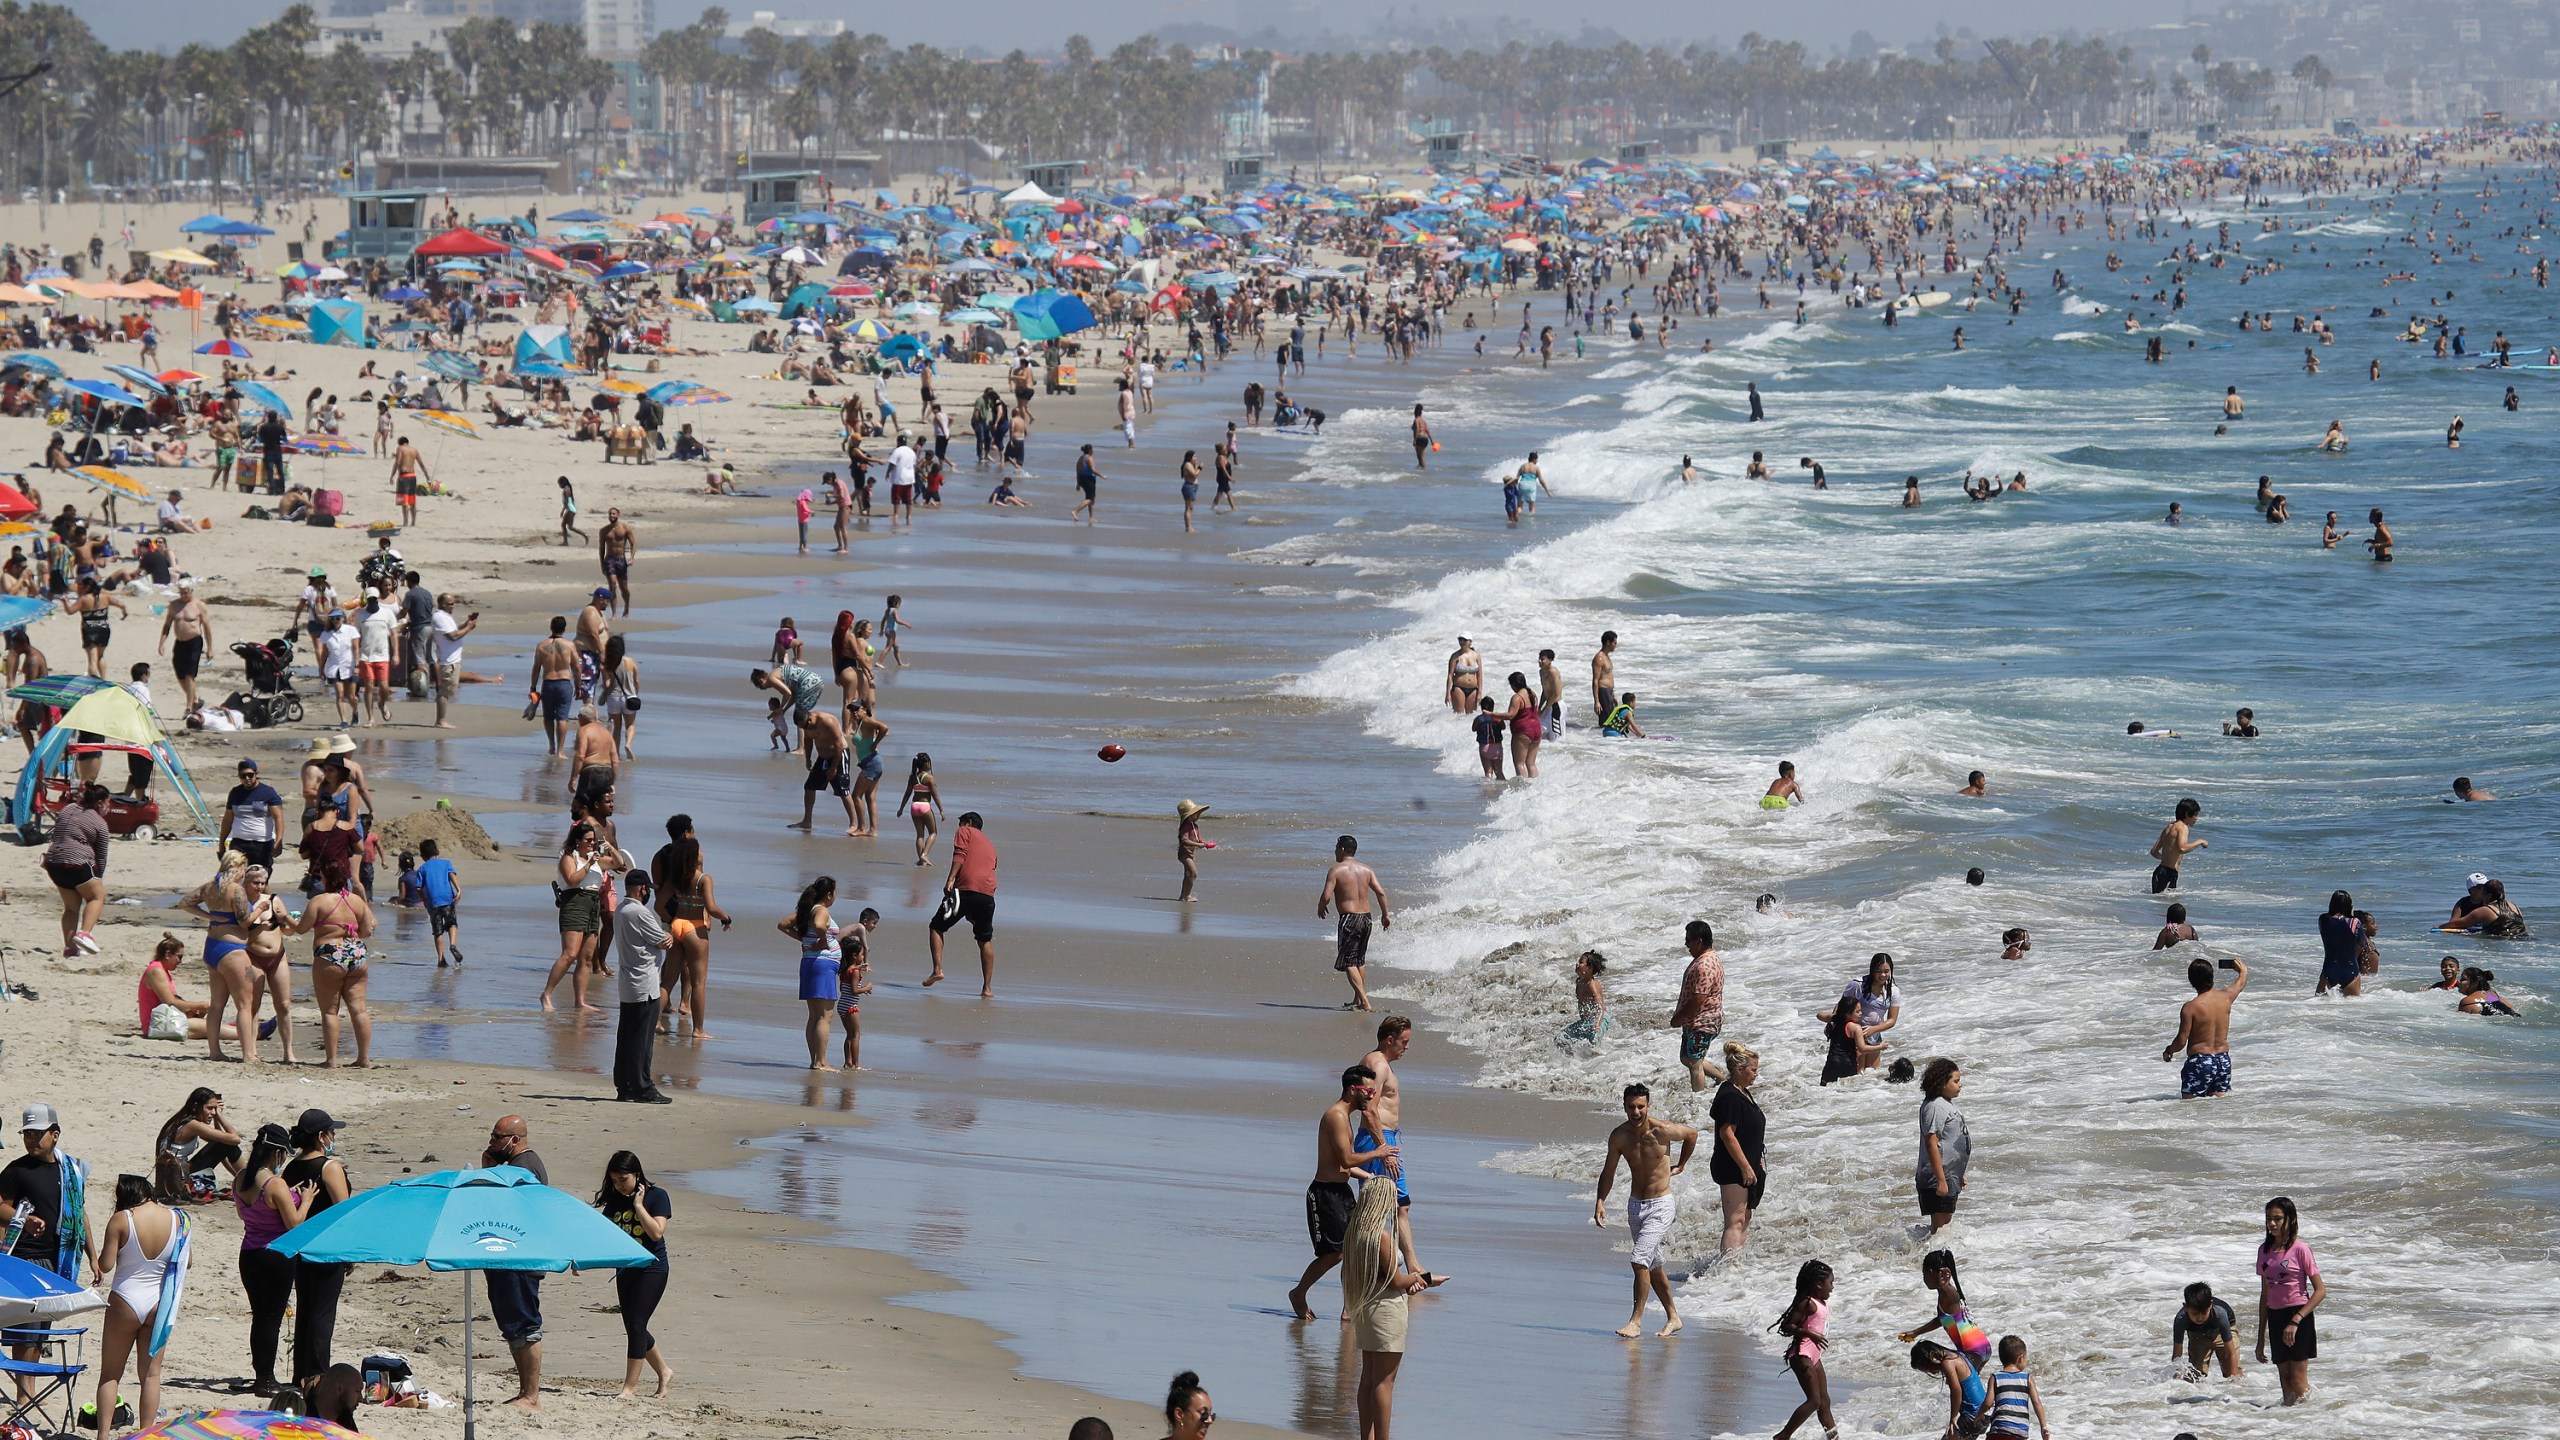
[93, 1175, 184, 1440]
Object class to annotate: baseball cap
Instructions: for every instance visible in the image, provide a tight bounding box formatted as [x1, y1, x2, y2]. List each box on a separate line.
[2468, 872, 2490, 887]
[20, 1104, 58, 1133]
[236, 759, 259, 773]
[592, 586, 612, 598]
[297, 1108, 346, 1134]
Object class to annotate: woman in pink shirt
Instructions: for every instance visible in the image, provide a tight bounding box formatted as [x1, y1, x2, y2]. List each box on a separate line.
[2254, 1195, 2326, 1405]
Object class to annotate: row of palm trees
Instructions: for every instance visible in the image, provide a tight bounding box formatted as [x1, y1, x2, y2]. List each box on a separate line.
[0, 0, 2306, 201]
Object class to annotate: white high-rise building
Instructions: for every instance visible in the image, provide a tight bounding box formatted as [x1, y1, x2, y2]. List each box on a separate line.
[584, 0, 655, 59]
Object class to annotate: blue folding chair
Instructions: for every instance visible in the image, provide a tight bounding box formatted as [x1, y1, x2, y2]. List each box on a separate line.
[0, 1325, 86, 1438]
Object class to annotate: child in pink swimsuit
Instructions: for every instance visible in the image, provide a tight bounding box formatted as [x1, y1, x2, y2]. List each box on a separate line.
[1774, 1258, 1839, 1440]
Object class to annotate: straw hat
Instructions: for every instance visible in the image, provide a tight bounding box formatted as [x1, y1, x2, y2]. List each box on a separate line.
[305, 739, 332, 759]
[1176, 800, 1210, 822]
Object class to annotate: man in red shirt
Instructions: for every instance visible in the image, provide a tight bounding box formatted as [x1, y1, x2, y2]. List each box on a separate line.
[925, 811, 998, 996]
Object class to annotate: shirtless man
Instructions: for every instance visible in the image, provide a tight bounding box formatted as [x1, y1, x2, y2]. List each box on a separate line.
[1317, 835, 1390, 1011]
[527, 616, 580, 757]
[1287, 1065, 1396, 1320]
[1409, 404, 1432, 470]
[2162, 954, 2248, 1097]
[1594, 1083, 1697, 1338]
[388, 435, 429, 526]
[157, 580, 213, 711]
[794, 707, 856, 832]
[1591, 630, 1619, 725]
[208, 413, 240, 490]
[574, 589, 614, 690]
[597, 508, 636, 617]
[1356, 1016, 1449, 1290]
[571, 704, 618, 815]
[1957, 770, 1986, 797]
[1535, 648, 1565, 738]
[2149, 797, 2205, 894]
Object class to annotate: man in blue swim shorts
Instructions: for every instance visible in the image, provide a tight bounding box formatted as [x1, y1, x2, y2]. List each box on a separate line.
[2163, 954, 2246, 1098]
[1355, 1015, 1449, 1289]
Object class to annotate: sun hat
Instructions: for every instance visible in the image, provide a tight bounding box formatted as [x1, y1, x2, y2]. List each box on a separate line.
[1176, 800, 1210, 822]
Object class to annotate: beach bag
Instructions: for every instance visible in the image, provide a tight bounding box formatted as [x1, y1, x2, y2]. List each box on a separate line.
[313, 489, 345, 518]
[146, 1003, 188, 1041]
[361, 1352, 414, 1404]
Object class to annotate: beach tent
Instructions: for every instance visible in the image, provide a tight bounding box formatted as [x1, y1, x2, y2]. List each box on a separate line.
[1002, 182, 1057, 206]
[515, 325, 573, 368]
[9, 690, 211, 837]
[413, 228, 510, 259]
[307, 300, 367, 348]
[781, 282, 831, 319]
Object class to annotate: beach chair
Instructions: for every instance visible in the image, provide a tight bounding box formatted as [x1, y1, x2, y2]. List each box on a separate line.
[0, 1325, 86, 1437]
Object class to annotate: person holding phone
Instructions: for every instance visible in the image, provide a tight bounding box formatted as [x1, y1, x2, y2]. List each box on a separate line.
[2163, 954, 2248, 1097]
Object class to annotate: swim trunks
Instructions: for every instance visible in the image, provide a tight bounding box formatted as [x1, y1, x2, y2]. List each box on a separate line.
[603, 556, 629, 579]
[1626, 1195, 1675, 1269]
[804, 752, 850, 797]
[539, 677, 575, 721]
[1352, 1125, 1409, 1206]
[929, 889, 995, 944]
[1680, 1027, 1719, 1065]
[1305, 1179, 1355, 1257]
[1335, 911, 1374, 972]
[428, 903, 459, 937]
[2179, 1050, 2232, 1098]
[171, 636, 202, 679]
[1759, 795, 1790, 810]
[2150, 864, 2179, 894]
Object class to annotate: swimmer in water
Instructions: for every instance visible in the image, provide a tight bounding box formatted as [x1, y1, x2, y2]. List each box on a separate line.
[1802, 457, 1828, 489]
[1762, 761, 1803, 810]
[1902, 476, 1922, 508]
[2164, 501, 2183, 525]
[2221, 708, 2259, 737]
[2365, 507, 2393, 562]
[2319, 420, 2348, 451]
[1958, 770, 1986, 797]
[2447, 415, 2464, 448]
[2321, 512, 2342, 548]
[1596, 692, 1643, 738]
[2452, 776, 2495, 802]
[1679, 455, 1696, 485]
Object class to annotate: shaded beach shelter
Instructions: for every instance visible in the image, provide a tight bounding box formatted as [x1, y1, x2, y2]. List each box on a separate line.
[306, 300, 366, 348]
[413, 228, 510, 260]
[224, 380, 296, 419]
[2, 352, 62, 377]
[268, 1167, 651, 1440]
[11, 687, 213, 833]
[193, 339, 251, 359]
[0, 1250, 101, 1327]
[515, 325, 573, 368]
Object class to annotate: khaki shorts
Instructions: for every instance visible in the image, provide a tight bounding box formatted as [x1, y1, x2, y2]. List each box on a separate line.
[434, 662, 461, 699]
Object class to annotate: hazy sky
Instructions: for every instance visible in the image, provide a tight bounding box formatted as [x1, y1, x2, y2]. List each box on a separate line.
[98, 0, 2191, 54]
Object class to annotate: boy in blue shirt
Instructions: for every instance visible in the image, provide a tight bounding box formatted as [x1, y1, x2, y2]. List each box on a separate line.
[415, 838, 465, 967]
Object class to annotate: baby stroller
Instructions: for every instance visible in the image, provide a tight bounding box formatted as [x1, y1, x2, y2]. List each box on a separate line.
[231, 634, 305, 727]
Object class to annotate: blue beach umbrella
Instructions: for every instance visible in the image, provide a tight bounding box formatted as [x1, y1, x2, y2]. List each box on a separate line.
[62, 378, 149, 409]
[2, 352, 62, 376]
[0, 1250, 101, 1326]
[269, 1166, 649, 1440]
[1012, 290, 1096, 341]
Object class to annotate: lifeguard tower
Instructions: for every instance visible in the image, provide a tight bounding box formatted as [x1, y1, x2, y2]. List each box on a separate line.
[741, 170, 823, 229]
[344, 188, 445, 262]
[1019, 160, 1085, 196]
[1221, 154, 1269, 191]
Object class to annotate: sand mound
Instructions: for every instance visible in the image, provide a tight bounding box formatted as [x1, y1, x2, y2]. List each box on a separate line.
[372, 804, 505, 861]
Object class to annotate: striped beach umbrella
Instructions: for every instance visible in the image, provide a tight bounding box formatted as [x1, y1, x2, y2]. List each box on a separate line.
[194, 339, 252, 358]
[73, 465, 154, 502]
[412, 410, 479, 440]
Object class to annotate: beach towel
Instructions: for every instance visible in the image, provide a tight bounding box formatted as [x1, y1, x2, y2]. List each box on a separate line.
[148, 1211, 190, 1355]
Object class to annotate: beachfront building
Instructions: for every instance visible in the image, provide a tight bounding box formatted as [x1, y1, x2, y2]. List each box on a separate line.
[1018, 161, 1086, 196]
[1221, 154, 1269, 191]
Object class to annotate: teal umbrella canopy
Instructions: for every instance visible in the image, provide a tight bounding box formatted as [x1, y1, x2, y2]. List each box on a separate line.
[268, 1165, 650, 1273]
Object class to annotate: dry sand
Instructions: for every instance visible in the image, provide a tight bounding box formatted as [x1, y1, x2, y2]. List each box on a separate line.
[0, 192, 1295, 1440]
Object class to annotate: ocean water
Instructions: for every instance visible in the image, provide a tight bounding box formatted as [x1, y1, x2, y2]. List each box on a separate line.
[1268, 181, 2560, 1434]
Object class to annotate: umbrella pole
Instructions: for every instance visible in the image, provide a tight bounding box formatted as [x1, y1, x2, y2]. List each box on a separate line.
[463, 1270, 478, 1440]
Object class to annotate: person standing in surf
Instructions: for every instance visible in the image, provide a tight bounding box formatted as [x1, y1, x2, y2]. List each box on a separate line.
[2163, 954, 2247, 1096]
[2149, 798, 2205, 894]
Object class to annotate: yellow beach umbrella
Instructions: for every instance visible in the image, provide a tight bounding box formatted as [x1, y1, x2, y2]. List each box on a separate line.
[250, 315, 306, 334]
[73, 465, 153, 503]
[148, 248, 218, 267]
[413, 409, 479, 439]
